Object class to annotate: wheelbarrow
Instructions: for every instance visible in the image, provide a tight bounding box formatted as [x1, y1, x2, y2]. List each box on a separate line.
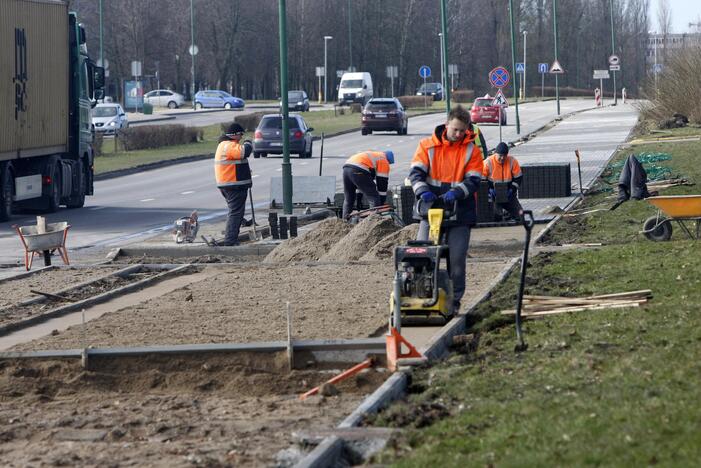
[640, 195, 701, 241]
[14, 222, 71, 270]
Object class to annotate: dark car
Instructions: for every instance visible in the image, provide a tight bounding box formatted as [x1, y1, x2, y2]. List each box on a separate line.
[470, 95, 507, 125]
[416, 82, 444, 101]
[360, 98, 408, 135]
[253, 114, 314, 158]
[280, 90, 310, 112]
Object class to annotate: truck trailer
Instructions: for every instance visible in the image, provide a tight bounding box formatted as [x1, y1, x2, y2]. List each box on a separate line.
[0, 0, 104, 221]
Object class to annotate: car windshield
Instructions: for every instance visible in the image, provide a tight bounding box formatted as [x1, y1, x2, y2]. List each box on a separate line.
[260, 117, 301, 129]
[419, 84, 440, 91]
[366, 102, 397, 111]
[220, 91, 232, 98]
[93, 107, 118, 117]
[341, 79, 363, 88]
[288, 91, 304, 100]
[475, 99, 494, 107]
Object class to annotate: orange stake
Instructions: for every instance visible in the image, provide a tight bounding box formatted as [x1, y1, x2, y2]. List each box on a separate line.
[299, 357, 374, 400]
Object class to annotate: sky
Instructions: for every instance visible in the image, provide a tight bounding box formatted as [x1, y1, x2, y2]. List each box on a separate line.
[650, 0, 701, 33]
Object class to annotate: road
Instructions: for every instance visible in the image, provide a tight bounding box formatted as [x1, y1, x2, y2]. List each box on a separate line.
[0, 99, 603, 264]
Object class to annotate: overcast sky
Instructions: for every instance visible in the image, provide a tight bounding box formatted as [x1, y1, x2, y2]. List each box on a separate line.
[650, 0, 701, 33]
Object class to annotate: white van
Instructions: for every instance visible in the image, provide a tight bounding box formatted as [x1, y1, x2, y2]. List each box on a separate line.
[338, 72, 373, 105]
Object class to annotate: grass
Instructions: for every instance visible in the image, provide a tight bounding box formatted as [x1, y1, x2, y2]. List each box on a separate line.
[370, 123, 701, 466]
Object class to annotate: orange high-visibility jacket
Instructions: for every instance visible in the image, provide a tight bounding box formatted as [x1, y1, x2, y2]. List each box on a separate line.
[482, 154, 523, 188]
[214, 140, 252, 188]
[409, 124, 484, 225]
[344, 151, 391, 195]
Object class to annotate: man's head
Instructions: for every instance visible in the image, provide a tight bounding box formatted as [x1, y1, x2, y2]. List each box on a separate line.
[384, 150, 395, 164]
[444, 105, 471, 142]
[495, 142, 509, 162]
[225, 122, 245, 140]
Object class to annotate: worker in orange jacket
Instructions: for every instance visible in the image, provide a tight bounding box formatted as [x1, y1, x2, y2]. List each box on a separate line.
[483, 142, 523, 221]
[342, 150, 394, 219]
[408, 105, 484, 311]
[214, 122, 253, 246]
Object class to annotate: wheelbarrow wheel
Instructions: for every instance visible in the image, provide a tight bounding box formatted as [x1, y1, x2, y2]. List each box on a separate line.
[643, 216, 672, 241]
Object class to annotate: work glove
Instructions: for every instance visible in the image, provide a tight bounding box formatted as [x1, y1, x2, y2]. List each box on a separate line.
[420, 191, 437, 203]
[488, 188, 496, 201]
[442, 191, 458, 204]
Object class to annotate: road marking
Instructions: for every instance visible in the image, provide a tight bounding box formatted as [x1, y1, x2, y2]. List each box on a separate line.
[88, 206, 107, 210]
[300, 162, 309, 166]
[276, 168, 282, 172]
[252, 174, 260, 178]
[140, 198, 155, 202]
[180, 190, 195, 195]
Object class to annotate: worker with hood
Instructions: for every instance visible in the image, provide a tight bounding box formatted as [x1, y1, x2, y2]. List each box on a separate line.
[483, 142, 523, 221]
[342, 150, 394, 219]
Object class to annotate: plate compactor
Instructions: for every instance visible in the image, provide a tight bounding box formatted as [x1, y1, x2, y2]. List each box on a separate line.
[390, 199, 456, 324]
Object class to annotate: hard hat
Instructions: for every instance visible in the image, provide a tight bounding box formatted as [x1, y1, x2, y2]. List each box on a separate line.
[385, 150, 395, 164]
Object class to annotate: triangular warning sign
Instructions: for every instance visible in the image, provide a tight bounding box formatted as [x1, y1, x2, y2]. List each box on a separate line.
[550, 60, 565, 74]
[492, 89, 508, 107]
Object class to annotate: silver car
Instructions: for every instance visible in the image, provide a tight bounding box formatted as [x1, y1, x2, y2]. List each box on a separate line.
[143, 89, 185, 109]
[92, 103, 128, 134]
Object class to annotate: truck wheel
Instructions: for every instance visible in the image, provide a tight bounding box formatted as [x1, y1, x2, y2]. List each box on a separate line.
[66, 160, 86, 209]
[46, 164, 61, 213]
[0, 163, 13, 222]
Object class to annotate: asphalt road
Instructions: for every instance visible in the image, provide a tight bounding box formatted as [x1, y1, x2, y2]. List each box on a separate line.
[0, 99, 602, 264]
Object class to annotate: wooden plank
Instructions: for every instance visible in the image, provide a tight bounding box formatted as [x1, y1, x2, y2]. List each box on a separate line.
[501, 300, 643, 316]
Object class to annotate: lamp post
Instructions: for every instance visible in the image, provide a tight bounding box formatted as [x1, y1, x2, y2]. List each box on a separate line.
[323, 36, 332, 103]
[439, 0, 451, 114]
[278, 0, 292, 214]
[347, 0, 352, 70]
[522, 30, 527, 100]
[553, 0, 561, 115]
[190, 0, 196, 110]
[439, 32, 445, 101]
[99, 0, 103, 68]
[609, 0, 617, 105]
[508, 0, 521, 133]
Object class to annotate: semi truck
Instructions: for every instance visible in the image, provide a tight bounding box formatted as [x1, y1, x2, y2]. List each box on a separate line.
[0, 0, 104, 222]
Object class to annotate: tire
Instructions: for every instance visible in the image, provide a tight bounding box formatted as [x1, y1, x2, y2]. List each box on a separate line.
[643, 216, 672, 241]
[403, 124, 408, 135]
[168, 101, 178, 109]
[396, 127, 402, 135]
[261, 153, 268, 158]
[253, 152, 261, 159]
[224, 102, 232, 109]
[195, 102, 203, 110]
[361, 128, 368, 136]
[46, 163, 61, 213]
[0, 163, 13, 222]
[65, 159, 86, 209]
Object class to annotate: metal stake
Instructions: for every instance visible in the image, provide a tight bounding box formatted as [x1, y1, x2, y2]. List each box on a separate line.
[286, 302, 294, 370]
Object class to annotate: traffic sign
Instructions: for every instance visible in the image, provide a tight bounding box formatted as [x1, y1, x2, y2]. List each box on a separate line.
[492, 89, 508, 107]
[489, 66, 510, 88]
[419, 65, 431, 78]
[516, 62, 525, 73]
[316, 66, 325, 77]
[653, 63, 664, 73]
[608, 54, 620, 65]
[549, 60, 564, 74]
[188, 45, 199, 56]
[386, 65, 398, 78]
[538, 63, 548, 74]
[593, 70, 610, 79]
[97, 58, 109, 69]
[609, 64, 621, 71]
[131, 60, 142, 77]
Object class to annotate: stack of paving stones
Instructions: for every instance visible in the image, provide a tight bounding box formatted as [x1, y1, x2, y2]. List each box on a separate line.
[519, 163, 572, 198]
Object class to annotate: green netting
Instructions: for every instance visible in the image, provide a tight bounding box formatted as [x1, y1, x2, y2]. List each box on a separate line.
[601, 152, 674, 187]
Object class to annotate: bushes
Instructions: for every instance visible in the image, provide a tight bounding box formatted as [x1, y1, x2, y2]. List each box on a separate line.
[234, 111, 268, 132]
[451, 89, 475, 103]
[398, 95, 429, 109]
[117, 124, 203, 151]
[93, 133, 104, 156]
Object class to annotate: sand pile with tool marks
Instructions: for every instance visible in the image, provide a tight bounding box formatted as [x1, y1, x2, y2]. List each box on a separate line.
[263, 217, 353, 263]
[320, 214, 399, 263]
[360, 223, 420, 261]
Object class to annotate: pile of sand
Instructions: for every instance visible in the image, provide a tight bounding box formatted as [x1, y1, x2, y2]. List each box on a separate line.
[360, 223, 420, 261]
[263, 218, 353, 263]
[320, 214, 399, 263]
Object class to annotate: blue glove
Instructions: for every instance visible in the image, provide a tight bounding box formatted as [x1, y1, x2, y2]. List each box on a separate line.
[420, 192, 437, 203]
[507, 188, 514, 199]
[488, 188, 496, 200]
[442, 191, 458, 204]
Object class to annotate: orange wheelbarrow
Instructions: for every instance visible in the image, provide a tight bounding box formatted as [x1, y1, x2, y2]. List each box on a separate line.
[14, 222, 71, 270]
[640, 195, 701, 241]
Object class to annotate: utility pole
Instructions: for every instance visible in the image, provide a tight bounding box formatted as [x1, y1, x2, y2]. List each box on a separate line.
[190, 0, 196, 110]
[508, 0, 521, 133]
[99, 0, 103, 68]
[439, 32, 445, 101]
[609, 0, 617, 105]
[439, 0, 451, 114]
[324, 36, 332, 103]
[278, 0, 292, 214]
[347, 0, 352, 70]
[522, 30, 527, 100]
[553, 0, 561, 115]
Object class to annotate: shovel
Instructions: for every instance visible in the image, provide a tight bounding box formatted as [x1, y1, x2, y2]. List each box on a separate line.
[514, 210, 535, 352]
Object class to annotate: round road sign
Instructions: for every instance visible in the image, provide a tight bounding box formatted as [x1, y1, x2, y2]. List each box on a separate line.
[608, 54, 620, 65]
[419, 65, 431, 79]
[189, 45, 199, 56]
[489, 66, 510, 88]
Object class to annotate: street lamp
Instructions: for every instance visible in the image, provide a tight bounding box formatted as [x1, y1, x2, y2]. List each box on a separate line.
[522, 30, 527, 100]
[609, 0, 617, 105]
[439, 32, 445, 101]
[190, 0, 196, 110]
[323, 36, 332, 103]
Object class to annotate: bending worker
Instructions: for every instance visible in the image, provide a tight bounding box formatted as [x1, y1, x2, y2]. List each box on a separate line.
[342, 150, 394, 219]
[483, 142, 523, 221]
[409, 105, 484, 311]
[214, 122, 253, 246]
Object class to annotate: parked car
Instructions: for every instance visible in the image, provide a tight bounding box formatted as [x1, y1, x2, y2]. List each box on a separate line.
[143, 89, 185, 109]
[361, 98, 408, 135]
[470, 95, 507, 125]
[253, 114, 314, 158]
[194, 90, 245, 109]
[92, 103, 128, 134]
[416, 82, 444, 101]
[280, 90, 309, 112]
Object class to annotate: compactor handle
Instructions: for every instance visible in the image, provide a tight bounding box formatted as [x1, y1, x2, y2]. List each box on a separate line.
[522, 210, 535, 232]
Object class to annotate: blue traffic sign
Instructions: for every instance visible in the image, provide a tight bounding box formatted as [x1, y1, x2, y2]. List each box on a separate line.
[538, 63, 548, 74]
[419, 65, 431, 78]
[489, 67, 510, 88]
[516, 62, 525, 73]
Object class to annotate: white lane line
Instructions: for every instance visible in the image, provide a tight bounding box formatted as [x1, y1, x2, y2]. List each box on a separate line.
[140, 198, 155, 202]
[88, 206, 107, 210]
[180, 190, 195, 195]
[252, 174, 261, 178]
[276, 168, 282, 172]
[300, 162, 309, 165]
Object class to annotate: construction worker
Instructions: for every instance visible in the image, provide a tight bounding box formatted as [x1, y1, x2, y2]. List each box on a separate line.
[409, 105, 484, 311]
[342, 150, 394, 219]
[214, 122, 253, 246]
[483, 142, 523, 221]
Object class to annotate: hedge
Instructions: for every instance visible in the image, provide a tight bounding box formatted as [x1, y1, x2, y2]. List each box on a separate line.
[117, 124, 203, 151]
[451, 89, 475, 103]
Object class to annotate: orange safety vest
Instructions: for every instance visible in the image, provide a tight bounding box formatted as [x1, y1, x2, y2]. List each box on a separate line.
[344, 151, 391, 178]
[214, 140, 252, 188]
[482, 154, 522, 185]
